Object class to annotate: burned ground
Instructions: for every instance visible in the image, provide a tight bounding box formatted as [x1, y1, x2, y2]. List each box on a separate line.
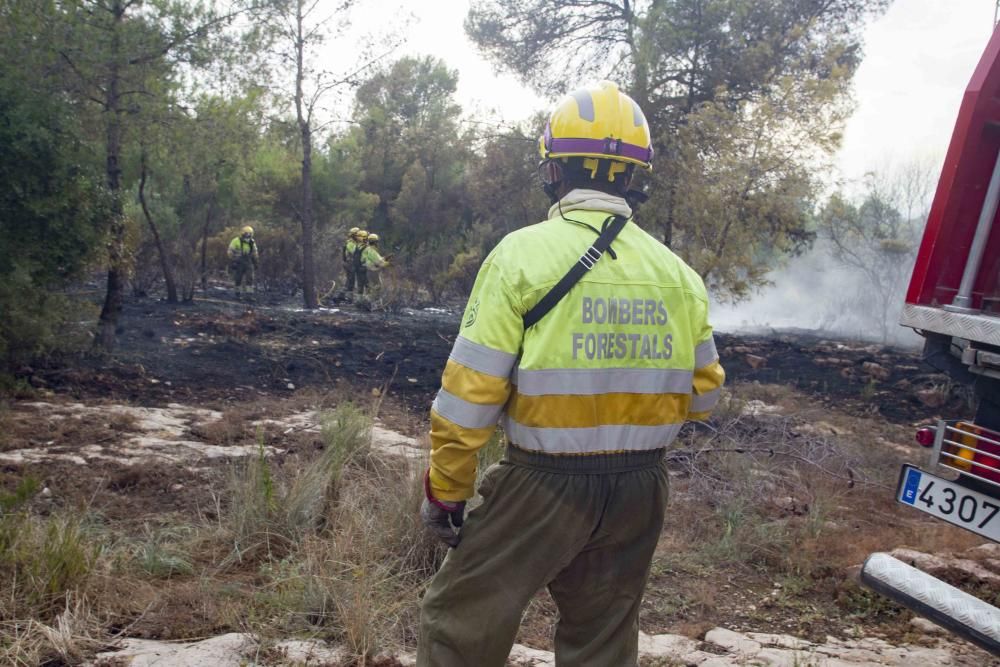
[2, 291, 996, 665]
[21, 294, 968, 425]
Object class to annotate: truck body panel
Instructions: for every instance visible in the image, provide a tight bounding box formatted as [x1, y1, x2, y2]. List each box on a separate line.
[904, 25, 1000, 338]
[866, 26, 1000, 656]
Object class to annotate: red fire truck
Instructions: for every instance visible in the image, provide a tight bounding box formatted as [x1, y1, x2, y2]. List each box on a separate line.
[860, 24, 1000, 655]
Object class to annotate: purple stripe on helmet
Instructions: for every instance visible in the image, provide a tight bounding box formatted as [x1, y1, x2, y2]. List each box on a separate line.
[547, 137, 653, 163]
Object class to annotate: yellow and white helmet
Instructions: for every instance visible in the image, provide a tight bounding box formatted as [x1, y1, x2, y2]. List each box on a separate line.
[539, 81, 653, 170]
[241, 225, 254, 236]
[349, 226, 360, 237]
[356, 230, 369, 242]
[367, 233, 379, 244]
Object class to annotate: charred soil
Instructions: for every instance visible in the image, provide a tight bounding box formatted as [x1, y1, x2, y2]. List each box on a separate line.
[1, 292, 995, 664]
[20, 294, 970, 424]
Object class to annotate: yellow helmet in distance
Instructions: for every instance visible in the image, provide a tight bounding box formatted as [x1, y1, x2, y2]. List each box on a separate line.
[367, 233, 379, 244]
[241, 225, 254, 236]
[539, 81, 653, 170]
[349, 226, 360, 237]
[356, 230, 369, 241]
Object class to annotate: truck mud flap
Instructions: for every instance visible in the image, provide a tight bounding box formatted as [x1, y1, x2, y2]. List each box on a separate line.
[860, 552, 1000, 656]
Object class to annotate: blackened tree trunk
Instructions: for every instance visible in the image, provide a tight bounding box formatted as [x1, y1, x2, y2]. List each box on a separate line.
[294, 0, 318, 309]
[96, 0, 126, 351]
[138, 150, 178, 303]
[201, 193, 216, 293]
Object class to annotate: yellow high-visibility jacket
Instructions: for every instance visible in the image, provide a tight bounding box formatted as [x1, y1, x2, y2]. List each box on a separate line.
[228, 236, 259, 262]
[362, 245, 387, 271]
[428, 190, 725, 501]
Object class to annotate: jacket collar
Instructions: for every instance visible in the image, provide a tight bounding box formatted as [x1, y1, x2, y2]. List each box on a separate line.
[548, 188, 632, 221]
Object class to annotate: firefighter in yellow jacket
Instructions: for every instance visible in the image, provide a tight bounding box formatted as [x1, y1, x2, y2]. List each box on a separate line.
[227, 226, 259, 301]
[357, 233, 389, 295]
[418, 82, 725, 666]
[342, 227, 363, 293]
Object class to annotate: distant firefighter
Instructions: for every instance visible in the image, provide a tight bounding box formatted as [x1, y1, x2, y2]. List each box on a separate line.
[358, 232, 389, 295]
[228, 225, 259, 301]
[342, 227, 365, 294]
[352, 230, 370, 296]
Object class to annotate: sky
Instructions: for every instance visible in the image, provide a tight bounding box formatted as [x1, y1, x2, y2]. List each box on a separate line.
[835, 0, 996, 185]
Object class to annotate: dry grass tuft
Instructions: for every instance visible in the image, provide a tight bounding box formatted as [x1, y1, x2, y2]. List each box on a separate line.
[208, 402, 439, 659]
[219, 404, 371, 565]
[5, 383, 974, 662]
[0, 477, 117, 665]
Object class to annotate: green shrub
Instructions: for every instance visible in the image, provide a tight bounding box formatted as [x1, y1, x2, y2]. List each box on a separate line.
[134, 525, 195, 578]
[0, 75, 110, 372]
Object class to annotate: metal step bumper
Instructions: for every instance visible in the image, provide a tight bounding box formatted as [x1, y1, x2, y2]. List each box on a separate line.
[861, 552, 1000, 656]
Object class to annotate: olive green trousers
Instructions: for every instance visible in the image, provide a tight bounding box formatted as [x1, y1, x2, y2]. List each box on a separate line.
[231, 258, 255, 296]
[418, 447, 669, 667]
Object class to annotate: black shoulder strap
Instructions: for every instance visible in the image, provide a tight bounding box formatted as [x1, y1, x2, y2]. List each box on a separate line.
[522, 214, 629, 330]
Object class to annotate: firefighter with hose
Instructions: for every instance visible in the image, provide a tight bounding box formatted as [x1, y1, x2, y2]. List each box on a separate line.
[358, 232, 390, 295]
[418, 81, 726, 666]
[227, 225, 259, 302]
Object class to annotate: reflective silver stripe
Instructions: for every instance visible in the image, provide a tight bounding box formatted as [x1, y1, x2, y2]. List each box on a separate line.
[432, 388, 504, 430]
[449, 336, 517, 378]
[571, 90, 595, 121]
[631, 99, 644, 127]
[690, 388, 721, 413]
[515, 368, 693, 396]
[695, 338, 719, 369]
[501, 418, 682, 454]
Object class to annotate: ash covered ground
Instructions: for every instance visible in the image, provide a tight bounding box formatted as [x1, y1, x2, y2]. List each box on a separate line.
[4, 290, 997, 666]
[20, 290, 968, 425]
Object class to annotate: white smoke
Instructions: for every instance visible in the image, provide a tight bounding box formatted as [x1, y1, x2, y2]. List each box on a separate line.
[710, 239, 923, 349]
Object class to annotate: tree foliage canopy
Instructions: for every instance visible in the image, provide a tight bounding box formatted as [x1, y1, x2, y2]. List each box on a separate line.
[0, 0, 903, 370]
[467, 0, 890, 299]
[0, 49, 110, 367]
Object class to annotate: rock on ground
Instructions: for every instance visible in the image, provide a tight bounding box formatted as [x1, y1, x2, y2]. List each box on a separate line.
[502, 628, 991, 667]
[91, 633, 254, 667]
[0, 402, 279, 468]
[92, 625, 992, 666]
[890, 547, 1000, 585]
[0, 402, 425, 469]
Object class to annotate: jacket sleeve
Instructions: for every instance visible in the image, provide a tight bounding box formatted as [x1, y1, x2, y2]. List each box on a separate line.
[429, 250, 524, 501]
[367, 248, 387, 270]
[227, 238, 238, 258]
[687, 296, 725, 421]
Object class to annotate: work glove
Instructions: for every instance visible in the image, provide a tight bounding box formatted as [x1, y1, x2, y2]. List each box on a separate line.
[421, 470, 465, 548]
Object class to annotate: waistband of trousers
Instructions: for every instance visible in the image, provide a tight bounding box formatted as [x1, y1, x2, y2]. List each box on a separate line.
[505, 444, 665, 474]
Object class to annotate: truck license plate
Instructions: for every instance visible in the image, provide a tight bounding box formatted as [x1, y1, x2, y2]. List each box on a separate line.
[897, 465, 1000, 542]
